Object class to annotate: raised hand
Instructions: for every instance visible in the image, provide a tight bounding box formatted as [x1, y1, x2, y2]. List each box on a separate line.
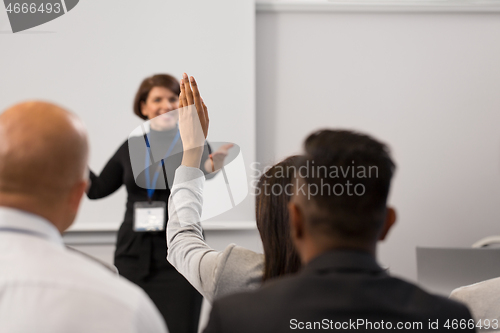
[178, 73, 209, 168]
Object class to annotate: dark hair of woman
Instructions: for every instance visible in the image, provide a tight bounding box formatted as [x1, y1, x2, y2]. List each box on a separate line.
[133, 74, 181, 120]
[255, 155, 302, 282]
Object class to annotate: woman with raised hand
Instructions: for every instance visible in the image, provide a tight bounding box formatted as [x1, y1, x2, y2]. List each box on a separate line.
[87, 73, 231, 333]
[167, 73, 301, 303]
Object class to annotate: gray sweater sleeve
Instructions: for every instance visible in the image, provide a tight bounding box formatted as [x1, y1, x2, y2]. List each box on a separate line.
[167, 166, 264, 303]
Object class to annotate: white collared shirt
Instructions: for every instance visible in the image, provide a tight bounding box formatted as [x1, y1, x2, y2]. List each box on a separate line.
[0, 207, 168, 333]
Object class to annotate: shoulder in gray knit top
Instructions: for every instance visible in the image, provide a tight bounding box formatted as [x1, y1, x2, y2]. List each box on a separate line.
[166, 165, 264, 303]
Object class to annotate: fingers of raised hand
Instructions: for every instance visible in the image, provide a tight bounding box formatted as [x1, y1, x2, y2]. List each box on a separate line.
[190, 76, 201, 100]
[182, 73, 194, 105]
[201, 98, 209, 125]
[179, 73, 209, 139]
[179, 79, 188, 108]
[190, 76, 205, 125]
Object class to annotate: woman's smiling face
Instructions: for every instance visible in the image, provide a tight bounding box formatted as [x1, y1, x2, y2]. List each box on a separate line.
[141, 86, 179, 131]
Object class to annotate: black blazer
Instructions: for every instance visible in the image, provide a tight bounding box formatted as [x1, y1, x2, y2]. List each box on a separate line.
[87, 128, 212, 280]
[204, 250, 475, 333]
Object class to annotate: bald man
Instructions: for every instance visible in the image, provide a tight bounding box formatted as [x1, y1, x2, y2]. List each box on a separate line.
[0, 101, 167, 333]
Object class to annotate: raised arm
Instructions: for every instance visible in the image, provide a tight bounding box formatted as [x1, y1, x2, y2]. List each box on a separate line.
[167, 74, 262, 302]
[167, 164, 232, 302]
[167, 74, 227, 301]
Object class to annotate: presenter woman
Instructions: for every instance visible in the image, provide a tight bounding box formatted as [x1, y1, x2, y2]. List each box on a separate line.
[87, 74, 229, 333]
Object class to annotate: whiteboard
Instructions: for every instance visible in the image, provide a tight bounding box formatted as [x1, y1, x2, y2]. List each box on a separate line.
[0, 0, 255, 230]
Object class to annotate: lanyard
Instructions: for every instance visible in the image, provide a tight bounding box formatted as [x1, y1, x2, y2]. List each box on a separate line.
[144, 130, 180, 200]
[0, 227, 48, 240]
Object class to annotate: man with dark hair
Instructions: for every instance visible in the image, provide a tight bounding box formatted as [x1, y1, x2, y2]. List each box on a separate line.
[203, 129, 474, 333]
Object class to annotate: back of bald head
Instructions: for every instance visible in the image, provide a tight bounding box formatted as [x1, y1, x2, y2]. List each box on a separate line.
[0, 101, 88, 205]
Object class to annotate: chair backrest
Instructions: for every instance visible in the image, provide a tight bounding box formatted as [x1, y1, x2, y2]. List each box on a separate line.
[472, 236, 500, 249]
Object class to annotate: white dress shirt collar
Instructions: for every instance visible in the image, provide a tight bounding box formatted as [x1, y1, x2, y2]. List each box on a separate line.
[0, 206, 63, 247]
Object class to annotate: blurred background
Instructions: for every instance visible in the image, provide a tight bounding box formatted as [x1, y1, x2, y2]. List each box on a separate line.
[2, 0, 500, 330]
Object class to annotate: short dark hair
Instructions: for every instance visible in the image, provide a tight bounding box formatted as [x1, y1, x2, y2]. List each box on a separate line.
[256, 156, 301, 282]
[298, 129, 396, 242]
[133, 74, 180, 120]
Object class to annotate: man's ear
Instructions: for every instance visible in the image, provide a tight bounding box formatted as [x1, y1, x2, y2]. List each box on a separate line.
[68, 180, 87, 214]
[379, 207, 396, 241]
[289, 201, 305, 245]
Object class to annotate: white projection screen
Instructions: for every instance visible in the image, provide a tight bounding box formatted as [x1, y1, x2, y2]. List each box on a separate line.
[0, 0, 255, 230]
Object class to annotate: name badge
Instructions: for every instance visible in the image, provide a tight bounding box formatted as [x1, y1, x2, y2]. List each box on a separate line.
[133, 201, 166, 232]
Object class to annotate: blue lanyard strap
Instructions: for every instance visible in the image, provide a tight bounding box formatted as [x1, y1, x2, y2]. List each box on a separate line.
[144, 130, 181, 199]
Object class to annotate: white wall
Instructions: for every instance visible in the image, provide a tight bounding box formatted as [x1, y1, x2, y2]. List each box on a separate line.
[256, 10, 500, 281]
[0, 0, 256, 229]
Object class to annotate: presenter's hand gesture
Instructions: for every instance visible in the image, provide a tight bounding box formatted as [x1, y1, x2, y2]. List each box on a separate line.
[179, 73, 209, 168]
[210, 144, 234, 172]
